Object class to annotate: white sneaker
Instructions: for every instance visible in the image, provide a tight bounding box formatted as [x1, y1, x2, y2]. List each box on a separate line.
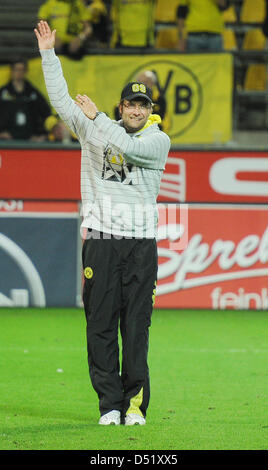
[99, 410, 121, 425]
[125, 413, 146, 426]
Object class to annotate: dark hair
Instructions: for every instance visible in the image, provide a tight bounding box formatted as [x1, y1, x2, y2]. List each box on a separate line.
[10, 58, 28, 70]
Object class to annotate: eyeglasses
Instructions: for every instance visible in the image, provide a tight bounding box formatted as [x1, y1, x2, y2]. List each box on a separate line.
[123, 101, 151, 111]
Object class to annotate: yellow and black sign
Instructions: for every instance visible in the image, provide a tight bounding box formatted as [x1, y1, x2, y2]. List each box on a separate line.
[0, 53, 232, 144]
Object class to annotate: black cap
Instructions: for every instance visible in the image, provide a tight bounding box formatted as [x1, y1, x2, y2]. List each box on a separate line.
[120, 81, 153, 104]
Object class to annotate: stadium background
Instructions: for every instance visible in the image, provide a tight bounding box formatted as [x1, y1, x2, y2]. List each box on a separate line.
[1, 0, 268, 452]
[0, 0, 267, 311]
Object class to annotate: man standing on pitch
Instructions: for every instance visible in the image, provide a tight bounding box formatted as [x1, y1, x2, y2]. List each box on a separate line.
[34, 21, 170, 426]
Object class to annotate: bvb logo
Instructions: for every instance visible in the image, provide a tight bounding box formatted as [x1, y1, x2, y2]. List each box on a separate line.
[125, 60, 202, 139]
[84, 267, 93, 279]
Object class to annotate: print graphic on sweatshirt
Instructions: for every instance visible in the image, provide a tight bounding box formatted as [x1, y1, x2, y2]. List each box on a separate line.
[102, 145, 139, 185]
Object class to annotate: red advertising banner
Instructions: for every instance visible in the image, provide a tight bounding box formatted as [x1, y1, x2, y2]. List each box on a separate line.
[155, 204, 268, 310]
[1, 148, 268, 202]
[1, 199, 267, 310]
[0, 149, 81, 200]
[0, 200, 79, 213]
[158, 151, 268, 203]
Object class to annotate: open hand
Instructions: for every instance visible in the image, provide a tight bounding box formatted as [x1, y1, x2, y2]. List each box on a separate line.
[34, 20, 56, 50]
[75, 94, 98, 120]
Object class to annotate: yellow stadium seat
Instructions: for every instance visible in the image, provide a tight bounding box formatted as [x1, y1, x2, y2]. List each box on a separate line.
[240, 0, 266, 23]
[223, 28, 237, 50]
[155, 28, 178, 49]
[244, 64, 267, 91]
[242, 29, 266, 50]
[155, 0, 180, 22]
[223, 5, 237, 23]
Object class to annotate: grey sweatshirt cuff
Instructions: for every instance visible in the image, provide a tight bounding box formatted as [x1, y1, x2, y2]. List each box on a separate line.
[93, 112, 109, 125]
[40, 48, 57, 61]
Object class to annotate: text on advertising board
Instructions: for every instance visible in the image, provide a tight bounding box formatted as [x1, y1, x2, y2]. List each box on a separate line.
[156, 205, 268, 310]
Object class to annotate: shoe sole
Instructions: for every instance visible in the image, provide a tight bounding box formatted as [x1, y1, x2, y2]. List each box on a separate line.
[125, 421, 146, 426]
[99, 422, 120, 426]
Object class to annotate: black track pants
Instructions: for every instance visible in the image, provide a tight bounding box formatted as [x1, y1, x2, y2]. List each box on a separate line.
[82, 232, 158, 418]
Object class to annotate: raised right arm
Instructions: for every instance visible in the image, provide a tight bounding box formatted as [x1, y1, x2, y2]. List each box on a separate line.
[34, 21, 91, 140]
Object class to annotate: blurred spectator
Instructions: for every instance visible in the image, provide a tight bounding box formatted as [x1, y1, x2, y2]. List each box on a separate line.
[38, 0, 93, 59]
[177, 0, 230, 52]
[262, 0, 268, 39]
[262, 0, 268, 94]
[0, 59, 51, 141]
[45, 114, 77, 143]
[110, 0, 156, 48]
[85, 0, 109, 47]
[154, 0, 181, 50]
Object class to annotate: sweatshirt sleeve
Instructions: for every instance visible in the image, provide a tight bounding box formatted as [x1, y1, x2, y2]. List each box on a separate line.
[93, 112, 171, 170]
[40, 48, 92, 141]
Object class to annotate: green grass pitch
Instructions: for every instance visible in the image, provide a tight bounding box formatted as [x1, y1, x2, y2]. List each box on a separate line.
[1, 307, 268, 450]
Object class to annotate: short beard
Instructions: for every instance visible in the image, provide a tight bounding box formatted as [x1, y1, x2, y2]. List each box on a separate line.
[123, 120, 145, 133]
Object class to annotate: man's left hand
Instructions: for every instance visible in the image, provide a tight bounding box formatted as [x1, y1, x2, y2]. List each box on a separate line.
[75, 94, 98, 120]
